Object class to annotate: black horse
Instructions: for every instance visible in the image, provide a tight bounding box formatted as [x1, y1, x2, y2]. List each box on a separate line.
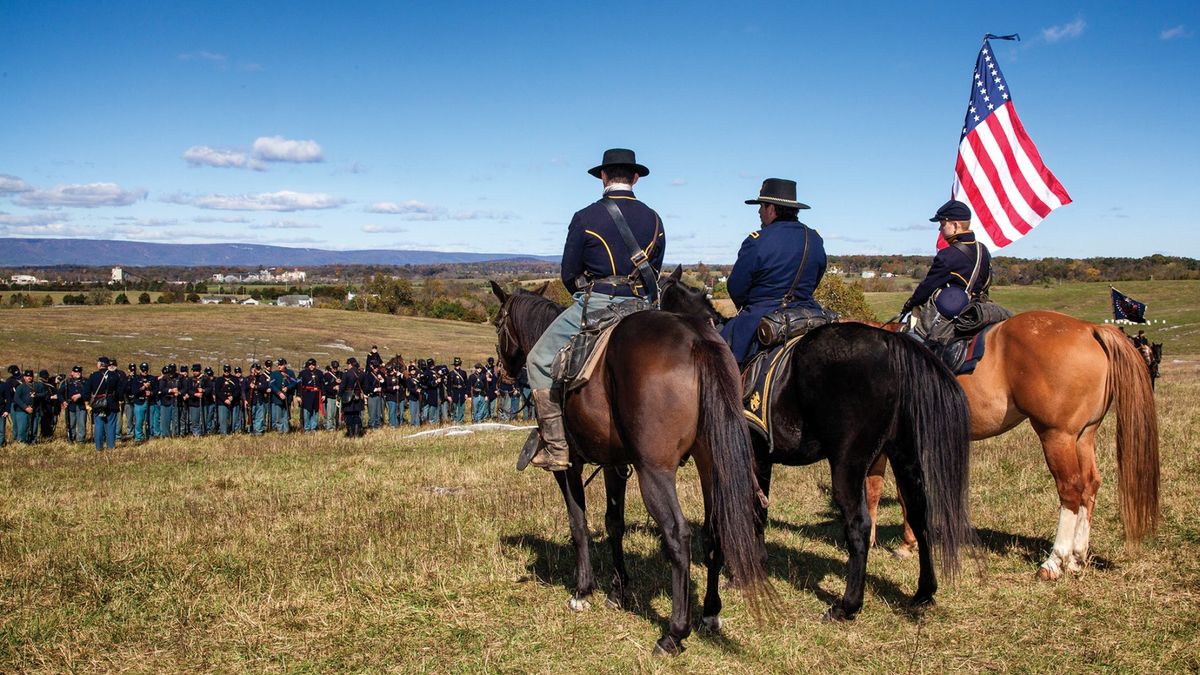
[490, 281, 770, 655]
[659, 268, 976, 620]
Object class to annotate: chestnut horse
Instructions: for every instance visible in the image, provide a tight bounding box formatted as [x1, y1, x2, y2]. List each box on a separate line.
[489, 281, 769, 655]
[867, 311, 1159, 580]
[659, 270, 975, 620]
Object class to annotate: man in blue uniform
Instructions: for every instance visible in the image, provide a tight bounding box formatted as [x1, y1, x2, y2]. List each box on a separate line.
[522, 148, 665, 470]
[340, 357, 366, 437]
[323, 361, 341, 431]
[88, 358, 121, 450]
[142, 363, 160, 439]
[0, 365, 18, 446]
[128, 363, 153, 443]
[900, 199, 992, 342]
[418, 359, 440, 425]
[722, 178, 827, 366]
[448, 358, 468, 424]
[298, 358, 324, 432]
[158, 365, 181, 438]
[216, 365, 241, 434]
[10, 370, 36, 444]
[363, 361, 384, 428]
[269, 360, 295, 433]
[62, 366, 89, 443]
[404, 363, 422, 426]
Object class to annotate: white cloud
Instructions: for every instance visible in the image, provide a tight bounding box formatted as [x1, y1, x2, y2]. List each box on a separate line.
[265, 219, 321, 229]
[178, 51, 227, 63]
[1160, 25, 1193, 40]
[16, 182, 147, 208]
[0, 212, 88, 237]
[366, 200, 439, 215]
[165, 190, 346, 212]
[252, 135, 323, 163]
[362, 223, 407, 234]
[670, 178, 687, 186]
[0, 174, 34, 194]
[1041, 18, 1086, 43]
[194, 215, 252, 223]
[182, 145, 263, 170]
[365, 200, 514, 221]
[888, 222, 937, 232]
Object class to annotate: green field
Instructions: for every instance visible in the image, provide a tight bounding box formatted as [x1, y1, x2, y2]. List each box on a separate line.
[1, 284, 1198, 671]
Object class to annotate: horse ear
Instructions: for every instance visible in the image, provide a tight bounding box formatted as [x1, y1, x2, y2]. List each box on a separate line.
[489, 280, 509, 304]
[533, 281, 550, 296]
[670, 265, 683, 282]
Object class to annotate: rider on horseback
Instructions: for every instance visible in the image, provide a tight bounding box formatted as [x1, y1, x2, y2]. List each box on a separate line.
[720, 178, 827, 365]
[523, 148, 665, 471]
[901, 199, 993, 343]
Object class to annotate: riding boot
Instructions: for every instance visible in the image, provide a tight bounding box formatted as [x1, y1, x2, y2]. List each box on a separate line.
[529, 388, 570, 471]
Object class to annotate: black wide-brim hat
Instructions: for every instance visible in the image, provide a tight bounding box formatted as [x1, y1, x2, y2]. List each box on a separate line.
[588, 148, 649, 178]
[745, 178, 810, 209]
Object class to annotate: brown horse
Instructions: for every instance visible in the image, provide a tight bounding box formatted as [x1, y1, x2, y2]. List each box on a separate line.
[489, 281, 770, 655]
[867, 311, 1159, 580]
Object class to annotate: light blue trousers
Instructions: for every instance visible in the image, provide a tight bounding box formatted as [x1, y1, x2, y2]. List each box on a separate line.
[525, 291, 630, 390]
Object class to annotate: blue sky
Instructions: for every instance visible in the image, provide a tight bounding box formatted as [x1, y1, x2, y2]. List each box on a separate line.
[1, 1, 1197, 262]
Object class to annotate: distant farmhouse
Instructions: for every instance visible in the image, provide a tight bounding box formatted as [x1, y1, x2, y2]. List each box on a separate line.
[275, 295, 313, 308]
[213, 268, 307, 284]
[9, 274, 45, 285]
[199, 294, 244, 305]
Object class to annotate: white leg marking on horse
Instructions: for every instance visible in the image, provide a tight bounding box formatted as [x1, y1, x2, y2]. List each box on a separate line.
[1069, 506, 1090, 573]
[567, 597, 591, 612]
[702, 615, 722, 633]
[1041, 507, 1078, 578]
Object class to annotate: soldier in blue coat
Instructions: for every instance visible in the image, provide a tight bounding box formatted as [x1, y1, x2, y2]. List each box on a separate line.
[158, 365, 181, 438]
[448, 357, 469, 424]
[61, 366, 90, 443]
[10, 370, 36, 445]
[88, 358, 122, 450]
[298, 358, 324, 432]
[0, 365, 18, 446]
[404, 363, 422, 426]
[269, 360, 295, 433]
[128, 363, 154, 443]
[900, 199, 993, 342]
[323, 361, 341, 431]
[721, 178, 827, 365]
[340, 357, 366, 437]
[520, 148, 665, 471]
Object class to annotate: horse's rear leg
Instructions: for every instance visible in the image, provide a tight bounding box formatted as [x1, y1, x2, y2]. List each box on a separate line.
[1033, 424, 1087, 581]
[554, 466, 595, 609]
[1069, 423, 1102, 573]
[825, 454, 875, 622]
[690, 444, 724, 633]
[865, 453, 920, 557]
[889, 445, 938, 605]
[637, 467, 692, 656]
[602, 466, 629, 609]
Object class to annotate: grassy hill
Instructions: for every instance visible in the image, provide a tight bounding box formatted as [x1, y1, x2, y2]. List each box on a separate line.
[866, 279, 1200, 355]
[0, 304, 497, 373]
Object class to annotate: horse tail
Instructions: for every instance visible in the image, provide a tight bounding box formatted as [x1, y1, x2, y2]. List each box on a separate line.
[889, 335, 976, 580]
[1095, 326, 1160, 545]
[693, 334, 772, 611]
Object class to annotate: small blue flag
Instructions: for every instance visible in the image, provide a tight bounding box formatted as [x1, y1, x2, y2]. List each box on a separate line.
[1110, 287, 1147, 323]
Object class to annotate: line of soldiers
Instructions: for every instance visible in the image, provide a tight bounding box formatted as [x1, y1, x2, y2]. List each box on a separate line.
[0, 347, 533, 447]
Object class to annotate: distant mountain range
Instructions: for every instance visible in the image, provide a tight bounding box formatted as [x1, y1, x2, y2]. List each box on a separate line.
[0, 238, 559, 267]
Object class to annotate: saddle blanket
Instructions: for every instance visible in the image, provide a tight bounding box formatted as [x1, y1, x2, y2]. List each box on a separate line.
[936, 322, 996, 375]
[740, 335, 805, 439]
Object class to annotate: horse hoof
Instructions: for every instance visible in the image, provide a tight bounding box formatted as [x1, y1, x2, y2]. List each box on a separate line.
[701, 616, 723, 634]
[604, 595, 622, 610]
[821, 606, 848, 623]
[1036, 566, 1061, 582]
[652, 637, 683, 656]
[911, 593, 936, 609]
[1066, 557, 1085, 575]
[892, 544, 917, 560]
[567, 597, 591, 612]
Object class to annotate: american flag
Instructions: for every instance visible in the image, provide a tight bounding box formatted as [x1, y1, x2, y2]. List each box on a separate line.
[947, 37, 1071, 250]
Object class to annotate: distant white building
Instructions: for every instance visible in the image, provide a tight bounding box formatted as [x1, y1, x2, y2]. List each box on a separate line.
[860, 270, 876, 279]
[10, 274, 41, 285]
[275, 294, 313, 308]
[241, 298, 261, 306]
[200, 294, 241, 305]
[111, 266, 124, 283]
[277, 269, 307, 283]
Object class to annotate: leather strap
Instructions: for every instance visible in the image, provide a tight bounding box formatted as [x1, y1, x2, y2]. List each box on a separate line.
[779, 226, 811, 308]
[601, 199, 659, 304]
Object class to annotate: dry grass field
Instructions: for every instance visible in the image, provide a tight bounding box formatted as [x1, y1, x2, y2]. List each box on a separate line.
[1, 301, 1198, 672]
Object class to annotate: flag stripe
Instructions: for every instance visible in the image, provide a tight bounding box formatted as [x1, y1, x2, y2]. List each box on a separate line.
[982, 108, 1053, 219]
[957, 138, 1026, 243]
[954, 150, 1013, 247]
[965, 124, 1034, 235]
[1003, 105, 1072, 206]
[992, 105, 1067, 211]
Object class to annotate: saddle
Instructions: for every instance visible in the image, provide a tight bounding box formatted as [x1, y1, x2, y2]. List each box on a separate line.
[740, 321, 830, 447]
[551, 298, 651, 392]
[917, 299, 1011, 374]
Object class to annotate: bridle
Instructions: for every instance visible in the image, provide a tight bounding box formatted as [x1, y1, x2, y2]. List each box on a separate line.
[493, 294, 521, 372]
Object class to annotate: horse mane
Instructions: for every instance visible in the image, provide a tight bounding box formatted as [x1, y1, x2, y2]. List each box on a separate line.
[506, 290, 565, 349]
